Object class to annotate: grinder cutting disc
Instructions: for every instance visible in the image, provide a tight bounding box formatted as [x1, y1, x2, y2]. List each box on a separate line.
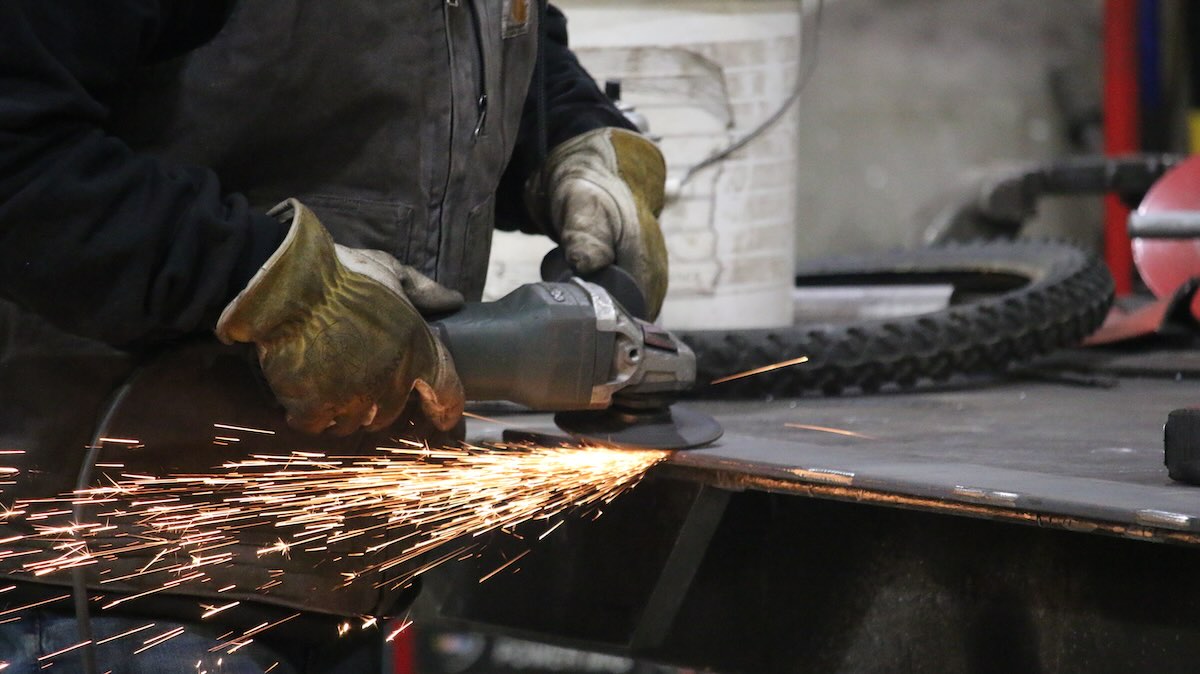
[554, 404, 723, 450]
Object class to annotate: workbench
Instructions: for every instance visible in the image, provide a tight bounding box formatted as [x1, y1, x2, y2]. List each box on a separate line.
[417, 347, 1200, 673]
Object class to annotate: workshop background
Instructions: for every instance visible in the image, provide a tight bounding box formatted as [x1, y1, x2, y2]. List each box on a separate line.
[416, 0, 1199, 673]
[792, 0, 1108, 254]
[488, 0, 1188, 334]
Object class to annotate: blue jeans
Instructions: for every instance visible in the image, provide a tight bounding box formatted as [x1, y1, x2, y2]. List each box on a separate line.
[0, 611, 383, 674]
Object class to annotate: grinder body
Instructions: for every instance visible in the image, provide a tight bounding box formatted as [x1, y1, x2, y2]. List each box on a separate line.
[429, 279, 696, 411]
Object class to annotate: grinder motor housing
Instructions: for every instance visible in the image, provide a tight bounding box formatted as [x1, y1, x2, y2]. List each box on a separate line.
[429, 279, 697, 412]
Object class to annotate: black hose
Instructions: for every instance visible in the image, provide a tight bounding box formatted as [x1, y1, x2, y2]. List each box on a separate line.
[71, 371, 143, 674]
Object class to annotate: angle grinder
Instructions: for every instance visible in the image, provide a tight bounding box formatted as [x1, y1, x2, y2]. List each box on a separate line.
[429, 250, 722, 450]
[75, 252, 721, 455]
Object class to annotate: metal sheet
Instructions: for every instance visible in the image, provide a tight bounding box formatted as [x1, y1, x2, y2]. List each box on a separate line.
[669, 378, 1200, 541]
[470, 373, 1200, 543]
[432, 366, 1200, 671]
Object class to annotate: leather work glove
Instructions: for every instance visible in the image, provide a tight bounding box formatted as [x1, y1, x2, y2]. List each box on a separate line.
[216, 199, 465, 435]
[528, 127, 669, 319]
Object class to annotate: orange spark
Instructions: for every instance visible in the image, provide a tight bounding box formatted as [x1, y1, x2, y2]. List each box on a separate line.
[212, 423, 276, 435]
[462, 411, 511, 426]
[201, 601, 240, 619]
[479, 549, 531, 584]
[37, 639, 94, 662]
[385, 616, 414, 642]
[95, 622, 157, 645]
[711, 356, 810, 385]
[0, 442, 666, 660]
[133, 626, 186, 655]
[784, 423, 878, 440]
[0, 594, 69, 617]
[538, 520, 565, 540]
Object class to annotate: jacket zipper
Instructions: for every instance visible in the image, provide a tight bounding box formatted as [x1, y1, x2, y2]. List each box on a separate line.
[461, 0, 489, 138]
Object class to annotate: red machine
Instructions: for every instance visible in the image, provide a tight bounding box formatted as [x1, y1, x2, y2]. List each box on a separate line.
[1130, 154, 1200, 317]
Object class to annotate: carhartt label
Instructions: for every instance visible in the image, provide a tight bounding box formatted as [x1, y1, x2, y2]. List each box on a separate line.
[503, 0, 531, 38]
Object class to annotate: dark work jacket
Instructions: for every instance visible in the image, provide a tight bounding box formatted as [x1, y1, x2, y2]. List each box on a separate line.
[0, 0, 631, 620]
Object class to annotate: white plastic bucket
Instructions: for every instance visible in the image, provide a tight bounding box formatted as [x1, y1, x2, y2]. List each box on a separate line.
[484, 0, 802, 330]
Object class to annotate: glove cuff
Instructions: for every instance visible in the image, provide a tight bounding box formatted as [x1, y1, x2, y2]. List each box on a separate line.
[607, 128, 667, 216]
[215, 199, 341, 344]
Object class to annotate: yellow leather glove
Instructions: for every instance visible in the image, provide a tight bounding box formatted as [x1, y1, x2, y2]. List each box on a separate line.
[528, 128, 669, 319]
[216, 199, 464, 435]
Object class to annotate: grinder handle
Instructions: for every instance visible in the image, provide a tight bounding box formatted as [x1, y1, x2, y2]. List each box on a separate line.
[540, 248, 649, 321]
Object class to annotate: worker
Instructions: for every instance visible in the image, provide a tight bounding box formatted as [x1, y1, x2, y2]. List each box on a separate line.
[0, 1, 668, 671]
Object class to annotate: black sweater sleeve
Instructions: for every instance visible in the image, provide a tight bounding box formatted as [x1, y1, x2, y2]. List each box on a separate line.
[495, 3, 638, 235]
[0, 0, 287, 348]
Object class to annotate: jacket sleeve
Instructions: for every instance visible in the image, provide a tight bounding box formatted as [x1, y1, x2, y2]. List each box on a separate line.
[495, 3, 638, 235]
[0, 0, 287, 348]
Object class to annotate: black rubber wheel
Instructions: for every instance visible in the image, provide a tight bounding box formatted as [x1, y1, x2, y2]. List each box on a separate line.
[681, 240, 1114, 398]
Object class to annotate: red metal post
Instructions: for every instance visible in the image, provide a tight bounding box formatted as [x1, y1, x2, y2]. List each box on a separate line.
[1104, 0, 1140, 295]
[391, 624, 417, 674]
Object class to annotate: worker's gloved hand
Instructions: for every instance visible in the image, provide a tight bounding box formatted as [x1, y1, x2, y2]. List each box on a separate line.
[216, 199, 465, 436]
[528, 127, 669, 319]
